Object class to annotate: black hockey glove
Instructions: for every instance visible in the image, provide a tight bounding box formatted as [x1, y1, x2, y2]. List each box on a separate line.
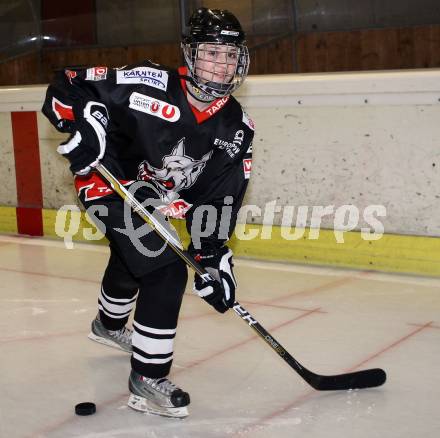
[57, 101, 109, 175]
[189, 244, 237, 314]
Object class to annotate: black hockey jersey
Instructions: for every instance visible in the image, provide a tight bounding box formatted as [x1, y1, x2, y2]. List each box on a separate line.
[42, 61, 254, 249]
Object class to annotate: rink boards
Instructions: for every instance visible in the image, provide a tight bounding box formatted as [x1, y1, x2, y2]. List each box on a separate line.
[0, 70, 440, 275]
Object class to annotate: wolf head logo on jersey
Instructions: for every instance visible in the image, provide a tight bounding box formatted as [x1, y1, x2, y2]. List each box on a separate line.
[138, 137, 212, 201]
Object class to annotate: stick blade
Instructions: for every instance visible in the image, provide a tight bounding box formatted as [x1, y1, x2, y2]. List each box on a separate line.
[312, 368, 387, 391]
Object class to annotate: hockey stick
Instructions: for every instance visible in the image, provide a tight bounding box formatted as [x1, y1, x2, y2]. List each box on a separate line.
[95, 163, 386, 391]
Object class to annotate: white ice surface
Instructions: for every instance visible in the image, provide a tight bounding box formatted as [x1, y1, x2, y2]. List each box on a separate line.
[0, 235, 439, 438]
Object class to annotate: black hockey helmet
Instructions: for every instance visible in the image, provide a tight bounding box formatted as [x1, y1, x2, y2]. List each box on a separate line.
[181, 8, 250, 99]
[182, 7, 246, 45]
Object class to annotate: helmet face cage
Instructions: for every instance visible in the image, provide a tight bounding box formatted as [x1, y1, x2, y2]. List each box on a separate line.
[182, 41, 249, 98]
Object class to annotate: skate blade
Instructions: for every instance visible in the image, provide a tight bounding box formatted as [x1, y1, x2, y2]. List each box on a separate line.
[128, 393, 189, 419]
[87, 332, 132, 353]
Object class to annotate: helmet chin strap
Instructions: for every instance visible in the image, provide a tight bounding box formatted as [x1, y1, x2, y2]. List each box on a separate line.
[186, 81, 216, 103]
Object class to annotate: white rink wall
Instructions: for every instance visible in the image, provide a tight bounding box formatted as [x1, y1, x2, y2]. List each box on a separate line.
[0, 112, 16, 206]
[237, 70, 440, 237]
[1, 69, 440, 236]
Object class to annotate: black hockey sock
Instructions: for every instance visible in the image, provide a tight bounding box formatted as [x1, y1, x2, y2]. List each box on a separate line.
[98, 248, 140, 330]
[131, 259, 188, 378]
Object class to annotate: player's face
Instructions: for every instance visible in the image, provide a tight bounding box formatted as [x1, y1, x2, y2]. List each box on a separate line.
[195, 43, 238, 85]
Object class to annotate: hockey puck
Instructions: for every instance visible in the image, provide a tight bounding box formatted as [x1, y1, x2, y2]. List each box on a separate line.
[75, 402, 96, 416]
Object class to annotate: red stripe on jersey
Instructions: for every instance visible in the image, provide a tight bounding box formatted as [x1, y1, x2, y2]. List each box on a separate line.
[53, 98, 75, 120]
[178, 66, 230, 124]
[74, 173, 133, 201]
[11, 111, 43, 236]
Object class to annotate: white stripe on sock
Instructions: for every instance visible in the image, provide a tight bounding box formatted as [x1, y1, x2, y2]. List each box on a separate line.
[98, 304, 131, 319]
[133, 321, 176, 336]
[99, 287, 136, 315]
[101, 286, 138, 303]
[132, 330, 174, 355]
[132, 352, 173, 365]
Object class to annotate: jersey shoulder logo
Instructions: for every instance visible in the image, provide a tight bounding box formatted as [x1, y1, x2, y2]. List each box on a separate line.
[117, 67, 169, 90]
[129, 92, 180, 122]
[242, 109, 255, 131]
[137, 137, 212, 201]
[86, 66, 107, 81]
[65, 69, 77, 84]
[243, 158, 252, 179]
[214, 129, 244, 158]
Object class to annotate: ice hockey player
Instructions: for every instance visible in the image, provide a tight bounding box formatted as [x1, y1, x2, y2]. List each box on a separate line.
[42, 7, 254, 418]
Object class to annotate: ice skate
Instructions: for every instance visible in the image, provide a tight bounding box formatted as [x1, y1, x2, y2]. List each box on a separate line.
[88, 314, 132, 353]
[128, 370, 190, 418]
